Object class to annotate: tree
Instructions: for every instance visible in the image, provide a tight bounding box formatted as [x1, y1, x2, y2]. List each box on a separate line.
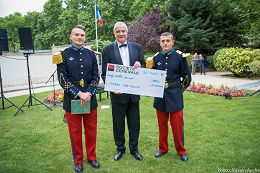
[211, 0, 248, 49]
[24, 12, 44, 49]
[129, 0, 168, 18]
[0, 13, 26, 52]
[38, 0, 63, 49]
[239, 0, 260, 48]
[2, 0, 257, 52]
[128, 9, 165, 52]
[165, 0, 217, 54]
[92, 0, 136, 42]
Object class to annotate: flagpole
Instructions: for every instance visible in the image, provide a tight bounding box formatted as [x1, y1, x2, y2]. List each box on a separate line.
[94, 3, 98, 52]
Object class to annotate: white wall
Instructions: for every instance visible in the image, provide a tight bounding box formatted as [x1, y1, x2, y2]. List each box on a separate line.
[1, 54, 57, 88]
[1, 52, 103, 89]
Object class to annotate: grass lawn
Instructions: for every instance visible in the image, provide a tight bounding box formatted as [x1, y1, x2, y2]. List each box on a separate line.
[0, 90, 259, 173]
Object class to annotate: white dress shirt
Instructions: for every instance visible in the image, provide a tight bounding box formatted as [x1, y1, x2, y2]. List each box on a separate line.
[118, 41, 130, 66]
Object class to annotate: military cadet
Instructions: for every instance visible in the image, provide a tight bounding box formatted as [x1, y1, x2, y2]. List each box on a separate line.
[53, 24, 100, 172]
[146, 32, 191, 161]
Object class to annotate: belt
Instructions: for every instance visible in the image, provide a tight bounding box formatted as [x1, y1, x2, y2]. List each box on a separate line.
[73, 79, 88, 87]
[164, 81, 180, 89]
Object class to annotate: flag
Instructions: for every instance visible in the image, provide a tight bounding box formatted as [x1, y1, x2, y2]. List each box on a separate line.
[95, 5, 103, 27]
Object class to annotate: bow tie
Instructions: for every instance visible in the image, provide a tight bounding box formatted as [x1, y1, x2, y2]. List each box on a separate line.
[119, 44, 127, 48]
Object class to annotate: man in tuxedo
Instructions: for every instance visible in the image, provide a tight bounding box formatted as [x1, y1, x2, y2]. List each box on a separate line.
[101, 22, 146, 161]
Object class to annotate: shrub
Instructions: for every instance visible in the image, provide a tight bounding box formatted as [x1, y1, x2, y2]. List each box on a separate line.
[214, 48, 260, 77]
[204, 55, 216, 71]
[248, 60, 260, 76]
[91, 39, 112, 53]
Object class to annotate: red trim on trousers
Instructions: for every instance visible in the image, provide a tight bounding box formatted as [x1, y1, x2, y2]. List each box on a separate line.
[66, 108, 97, 165]
[156, 109, 186, 155]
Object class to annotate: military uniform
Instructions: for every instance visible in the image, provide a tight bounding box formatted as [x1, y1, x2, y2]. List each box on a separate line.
[150, 49, 191, 156]
[54, 45, 100, 165]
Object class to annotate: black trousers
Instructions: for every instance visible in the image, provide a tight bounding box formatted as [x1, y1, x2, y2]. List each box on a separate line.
[111, 101, 140, 153]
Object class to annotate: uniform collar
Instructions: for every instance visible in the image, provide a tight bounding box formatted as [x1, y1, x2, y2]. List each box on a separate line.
[70, 45, 85, 52]
[162, 49, 175, 56]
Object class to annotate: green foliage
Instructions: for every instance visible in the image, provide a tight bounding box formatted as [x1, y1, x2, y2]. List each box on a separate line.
[90, 39, 112, 52]
[144, 51, 160, 60]
[214, 48, 260, 77]
[24, 12, 45, 49]
[237, 0, 260, 48]
[0, 91, 259, 172]
[248, 60, 260, 76]
[88, 0, 136, 42]
[212, 0, 247, 49]
[0, 13, 25, 52]
[0, 0, 259, 52]
[186, 54, 215, 71]
[165, 0, 217, 53]
[129, 0, 167, 18]
[185, 54, 193, 67]
[40, 0, 64, 49]
[204, 55, 215, 70]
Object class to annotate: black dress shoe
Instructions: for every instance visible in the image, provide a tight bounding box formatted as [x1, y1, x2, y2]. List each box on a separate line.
[75, 164, 83, 172]
[132, 152, 143, 160]
[155, 151, 167, 158]
[88, 160, 100, 169]
[114, 151, 125, 161]
[180, 154, 188, 161]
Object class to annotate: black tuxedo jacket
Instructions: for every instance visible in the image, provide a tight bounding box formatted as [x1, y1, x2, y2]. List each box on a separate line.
[101, 41, 146, 103]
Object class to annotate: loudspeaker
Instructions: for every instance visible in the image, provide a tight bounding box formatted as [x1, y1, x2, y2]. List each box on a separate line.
[0, 28, 9, 52]
[18, 27, 34, 50]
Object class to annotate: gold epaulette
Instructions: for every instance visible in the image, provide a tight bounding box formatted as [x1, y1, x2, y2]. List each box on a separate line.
[86, 48, 101, 55]
[52, 53, 63, 64]
[146, 52, 159, 68]
[176, 50, 190, 58]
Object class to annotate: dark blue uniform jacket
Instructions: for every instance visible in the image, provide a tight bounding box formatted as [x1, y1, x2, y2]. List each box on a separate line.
[57, 46, 100, 112]
[152, 50, 191, 112]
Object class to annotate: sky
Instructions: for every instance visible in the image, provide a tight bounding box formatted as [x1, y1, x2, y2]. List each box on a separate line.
[0, 0, 48, 17]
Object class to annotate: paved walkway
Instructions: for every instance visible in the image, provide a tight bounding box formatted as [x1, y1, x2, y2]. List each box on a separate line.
[3, 82, 62, 98]
[2, 71, 260, 98]
[190, 71, 260, 90]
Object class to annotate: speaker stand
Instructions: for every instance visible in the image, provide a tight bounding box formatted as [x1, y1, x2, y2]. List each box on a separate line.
[250, 89, 260, 97]
[14, 53, 52, 116]
[45, 70, 62, 107]
[0, 58, 21, 111]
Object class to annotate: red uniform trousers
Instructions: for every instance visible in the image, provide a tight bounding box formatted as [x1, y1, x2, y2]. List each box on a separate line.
[66, 108, 97, 165]
[156, 109, 186, 155]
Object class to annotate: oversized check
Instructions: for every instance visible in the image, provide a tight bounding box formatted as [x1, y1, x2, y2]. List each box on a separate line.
[104, 63, 166, 98]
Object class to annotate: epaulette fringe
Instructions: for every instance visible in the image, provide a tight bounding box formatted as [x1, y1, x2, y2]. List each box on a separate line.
[146, 52, 159, 68]
[176, 50, 190, 58]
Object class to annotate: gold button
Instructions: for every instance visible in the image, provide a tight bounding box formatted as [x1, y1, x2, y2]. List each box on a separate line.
[81, 72, 83, 74]
[165, 62, 168, 65]
[81, 65, 83, 68]
[80, 52, 82, 55]
[80, 59, 82, 61]
[166, 57, 168, 59]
